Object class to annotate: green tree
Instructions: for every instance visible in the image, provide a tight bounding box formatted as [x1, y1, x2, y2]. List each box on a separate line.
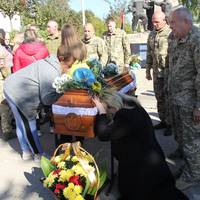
[0, 0, 26, 30]
[84, 10, 107, 37]
[21, 0, 83, 36]
[180, 0, 200, 21]
[104, 0, 132, 33]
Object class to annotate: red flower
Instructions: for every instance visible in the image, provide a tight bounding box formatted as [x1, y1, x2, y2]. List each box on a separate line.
[55, 183, 65, 190]
[69, 175, 82, 185]
[54, 189, 60, 194]
[53, 169, 61, 175]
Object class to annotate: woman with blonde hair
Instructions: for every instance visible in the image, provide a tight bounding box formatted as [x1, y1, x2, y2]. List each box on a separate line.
[3, 25, 86, 161]
[93, 90, 189, 200]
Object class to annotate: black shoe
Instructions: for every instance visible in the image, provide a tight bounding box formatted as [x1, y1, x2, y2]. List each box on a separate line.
[163, 125, 172, 136]
[1, 132, 16, 141]
[153, 121, 167, 129]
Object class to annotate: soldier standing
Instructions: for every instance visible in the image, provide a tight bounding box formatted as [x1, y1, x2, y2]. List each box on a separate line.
[83, 23, 107, 67]
[46, 20, 61, 54]
[168, 7, 200, 190]
[145, 11, 171, 134]
[103, 17, 131, 74]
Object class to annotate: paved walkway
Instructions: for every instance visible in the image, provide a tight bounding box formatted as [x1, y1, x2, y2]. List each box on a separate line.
[0, 69, 199, 200]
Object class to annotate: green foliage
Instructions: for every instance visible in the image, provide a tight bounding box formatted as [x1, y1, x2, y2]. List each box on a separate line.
[180, 0, 200, 22]
[103, 0, 132, 33]
[84, 10, 107, 37]
[0, 0, 26, 19]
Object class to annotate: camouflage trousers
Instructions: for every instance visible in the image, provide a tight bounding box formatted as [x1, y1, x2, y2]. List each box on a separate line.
[0, 80, 12, 134]
[171, 105, 200, 182]
[153, 77, 168, 123]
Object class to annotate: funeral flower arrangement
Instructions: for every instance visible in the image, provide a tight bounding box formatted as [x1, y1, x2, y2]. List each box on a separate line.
[41, 142, 107, 200]
[52, 59, 108, 94]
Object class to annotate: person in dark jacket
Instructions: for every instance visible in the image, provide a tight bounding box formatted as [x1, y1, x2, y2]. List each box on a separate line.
[12, 29, 49, 73]
[93, 90, 189, 200]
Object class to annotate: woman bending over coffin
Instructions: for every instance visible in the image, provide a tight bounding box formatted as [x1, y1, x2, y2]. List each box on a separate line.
[93, 90, 189, 200]
[4, 34, 86, 161]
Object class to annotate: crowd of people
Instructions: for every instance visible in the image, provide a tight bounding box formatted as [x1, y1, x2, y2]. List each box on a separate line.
[0, 4, 199, 200]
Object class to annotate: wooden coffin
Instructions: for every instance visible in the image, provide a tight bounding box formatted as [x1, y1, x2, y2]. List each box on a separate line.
[105, 72, 136, 93]
[52, 90, 97, 137]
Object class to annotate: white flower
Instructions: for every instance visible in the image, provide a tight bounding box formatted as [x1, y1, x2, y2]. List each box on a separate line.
[52, 74, 73, 93]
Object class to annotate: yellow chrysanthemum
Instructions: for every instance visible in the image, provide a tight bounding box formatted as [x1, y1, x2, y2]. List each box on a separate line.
[71, 156, 79, 162]
[63, 183, 84, 200]
[63, 184, 76, 200]
[57, 161, 66, 169]
[74, 185, 83, 194]
[59, 169, 74, 182]
[43, 173, 57, 187]
[75, 194, 84, 200]
[92, 81, 102, 93]
[53, 154, 64, 164]
[72, 164, 87, 176]
[68, 182, 75, 189]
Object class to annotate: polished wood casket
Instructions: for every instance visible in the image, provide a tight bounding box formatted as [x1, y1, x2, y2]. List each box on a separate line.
[52, 90, 97, 137]
[105, 72, 136, 93]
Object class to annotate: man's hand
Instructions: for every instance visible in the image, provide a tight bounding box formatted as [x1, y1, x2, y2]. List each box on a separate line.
[123, 64, 130, 73]
[193, 108, 200, 123]
[146, 72, 152, 80]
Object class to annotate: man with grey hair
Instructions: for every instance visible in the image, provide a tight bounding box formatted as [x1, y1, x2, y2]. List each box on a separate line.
[168, 7, 200, 189]
[146, 11, 171, 135]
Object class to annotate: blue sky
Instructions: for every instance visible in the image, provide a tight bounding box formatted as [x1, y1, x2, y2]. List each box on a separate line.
[69, 0, 132, 21]
[69, 0, 113, 20]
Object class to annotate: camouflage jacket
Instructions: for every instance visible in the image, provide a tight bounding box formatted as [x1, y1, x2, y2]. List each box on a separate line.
[0, 45, 12, 80]
[45, 33, 61, 54]
[168, 26, 200, 108]
[103, 28, 130, 73]
[146, 25, 171, 78]
[82, 35, 108, 67]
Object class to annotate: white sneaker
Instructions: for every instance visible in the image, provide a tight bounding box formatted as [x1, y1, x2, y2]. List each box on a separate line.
[22, 151, 32, 160]
[37, 130, 42, 137]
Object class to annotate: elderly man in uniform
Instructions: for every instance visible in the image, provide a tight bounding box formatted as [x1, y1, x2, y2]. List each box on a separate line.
[146, 11, 171, 135]
[103, 17, 131, 74]
[46, 20, 61, 54]
[83, 23, 107, 67]
[168, 7, 200, 189]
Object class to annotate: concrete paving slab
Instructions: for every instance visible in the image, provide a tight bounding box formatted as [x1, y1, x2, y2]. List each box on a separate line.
[0, 69, 199, 199]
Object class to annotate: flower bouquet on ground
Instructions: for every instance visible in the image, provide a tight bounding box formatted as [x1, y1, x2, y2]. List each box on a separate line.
[41, 142, 107, 200]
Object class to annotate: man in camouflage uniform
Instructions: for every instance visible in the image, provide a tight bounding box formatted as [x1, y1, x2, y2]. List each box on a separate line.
[83, 23, 107, 67]
[46, 20, 61, 54]
[103, 17, 131, 74]
[0, 42, 13, 140]
[168, 7, 200, 189]
[145, 11, 171, 134]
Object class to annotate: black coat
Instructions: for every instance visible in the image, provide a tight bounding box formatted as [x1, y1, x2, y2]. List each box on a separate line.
[94, 103, 189, 200]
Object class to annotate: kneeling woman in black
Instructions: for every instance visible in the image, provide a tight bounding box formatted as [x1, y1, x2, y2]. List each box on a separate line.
[93, 90, 188, 200]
